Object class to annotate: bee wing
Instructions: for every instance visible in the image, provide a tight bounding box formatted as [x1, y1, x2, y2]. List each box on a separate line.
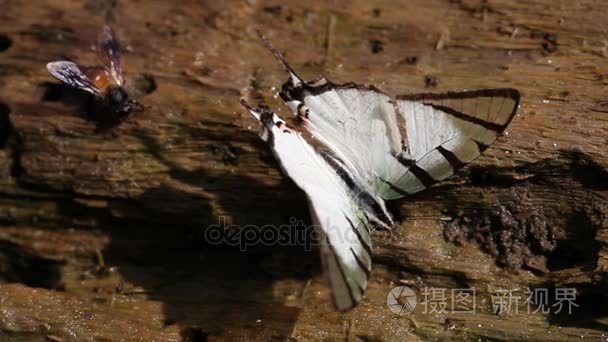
[97, 25, 124, 86]
[47, 61, 102, 96]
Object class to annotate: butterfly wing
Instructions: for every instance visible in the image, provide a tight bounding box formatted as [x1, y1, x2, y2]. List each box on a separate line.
[380, 89, 520, 199]
[97, 25, 124, 86]
[259, 34, 401, 187]
[241, 100, 373, 311]
[259, 35, 520, 200]
[46, 61, 102, 96]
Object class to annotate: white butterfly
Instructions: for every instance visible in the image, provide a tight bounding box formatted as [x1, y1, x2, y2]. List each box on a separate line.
[241, 33, 520, 311]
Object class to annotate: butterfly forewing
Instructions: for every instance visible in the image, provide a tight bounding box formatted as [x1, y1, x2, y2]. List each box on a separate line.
[262, 35, 519, 198]
[279, 70, 519, 201]
[283, 82, 403, 187]
[46, 61, 102, 96]
[241, 100, 373, 311]
[397, 89, 519, 160]
[97, 25, 124, 86]
[378, 89, 520, 199]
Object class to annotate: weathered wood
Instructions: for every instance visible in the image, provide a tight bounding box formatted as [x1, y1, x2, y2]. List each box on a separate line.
[0, 0, 607, 341]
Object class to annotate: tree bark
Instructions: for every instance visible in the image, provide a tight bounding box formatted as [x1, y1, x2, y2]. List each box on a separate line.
[0, 0, 607, 341]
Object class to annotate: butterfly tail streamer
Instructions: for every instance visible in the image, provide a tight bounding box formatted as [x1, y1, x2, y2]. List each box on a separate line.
[256, 30, 303, 87]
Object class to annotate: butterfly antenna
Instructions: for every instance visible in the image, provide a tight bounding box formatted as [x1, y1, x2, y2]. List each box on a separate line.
[256, 30, 303, 86]
[240, 98, 254, 111]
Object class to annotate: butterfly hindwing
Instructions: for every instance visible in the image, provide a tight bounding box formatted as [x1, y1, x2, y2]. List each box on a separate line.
[241, 100, 373, 311]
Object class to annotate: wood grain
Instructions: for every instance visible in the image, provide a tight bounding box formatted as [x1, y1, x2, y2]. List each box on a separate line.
[0, 0, 607, 340]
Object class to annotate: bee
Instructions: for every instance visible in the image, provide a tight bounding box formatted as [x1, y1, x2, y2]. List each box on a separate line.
[47, 25, 142, 121]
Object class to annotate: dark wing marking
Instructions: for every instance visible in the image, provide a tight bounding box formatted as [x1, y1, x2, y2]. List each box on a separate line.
[97, 25, 124, 86]
[47, 61, 102, 96]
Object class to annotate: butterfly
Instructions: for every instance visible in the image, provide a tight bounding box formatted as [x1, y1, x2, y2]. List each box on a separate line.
[241, 33, 520, 311]
[47, 25, 141, 119]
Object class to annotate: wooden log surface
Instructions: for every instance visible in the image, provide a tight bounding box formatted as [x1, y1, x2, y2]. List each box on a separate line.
[0, 0, 607, 340]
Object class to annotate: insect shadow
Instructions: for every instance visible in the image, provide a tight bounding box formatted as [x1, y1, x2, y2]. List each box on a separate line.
[40, 169, 310, 339]
[39, 81, 134, 131]
[88, 129, 317, 339]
